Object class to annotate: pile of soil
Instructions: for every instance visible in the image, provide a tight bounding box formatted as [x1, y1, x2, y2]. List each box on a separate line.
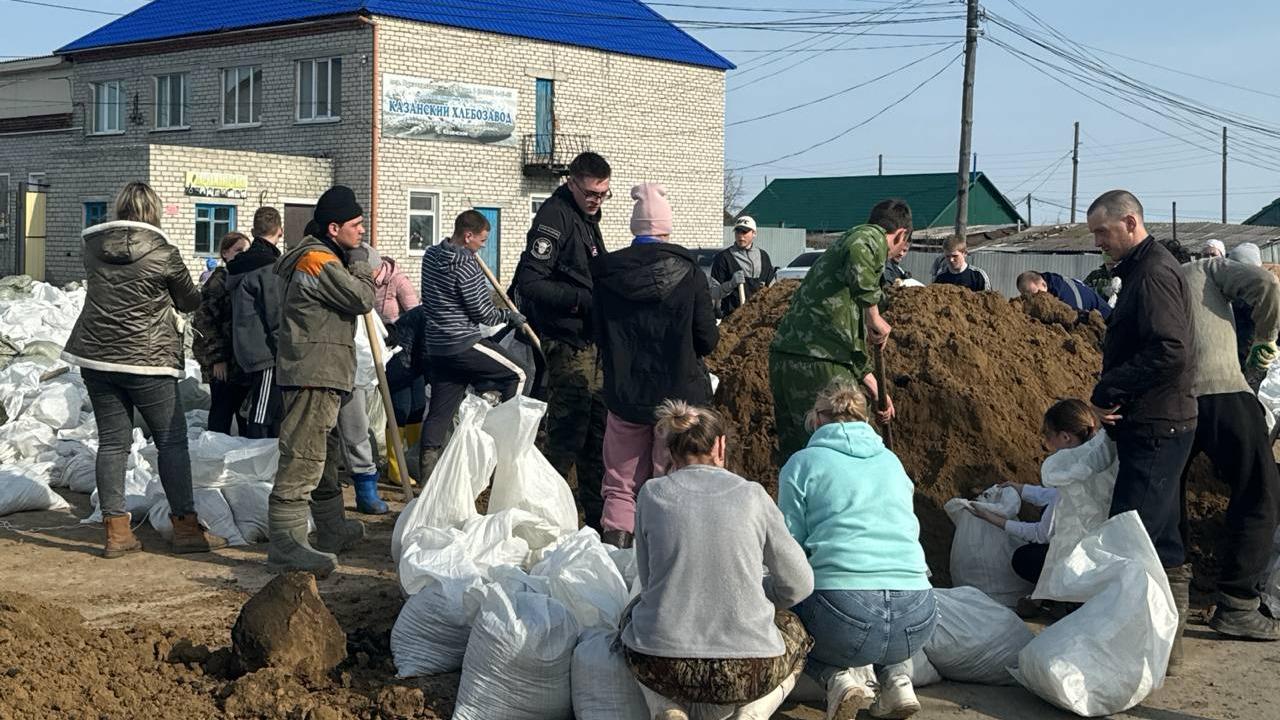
[709, 283, 1227, 583]
[0, 591, 456, 719]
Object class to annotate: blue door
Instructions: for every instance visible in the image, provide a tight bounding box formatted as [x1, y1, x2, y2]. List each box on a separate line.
[535, 78, 554, 155]
[476, 207, 501, 276]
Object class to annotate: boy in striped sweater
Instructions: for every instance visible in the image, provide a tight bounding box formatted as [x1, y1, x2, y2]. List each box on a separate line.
[418, 210, 528, 480]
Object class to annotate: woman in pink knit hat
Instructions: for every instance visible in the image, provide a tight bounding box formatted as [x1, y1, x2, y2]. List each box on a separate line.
[589, 182, 720, 548]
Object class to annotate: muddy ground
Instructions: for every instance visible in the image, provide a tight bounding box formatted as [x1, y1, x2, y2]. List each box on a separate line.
[2, 488, 1277, 719]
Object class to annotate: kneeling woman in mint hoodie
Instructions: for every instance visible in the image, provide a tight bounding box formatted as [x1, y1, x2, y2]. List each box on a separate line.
[779, 379, 936, 720]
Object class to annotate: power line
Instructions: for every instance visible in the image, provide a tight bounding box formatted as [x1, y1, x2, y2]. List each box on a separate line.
[5, 0, 123, 15]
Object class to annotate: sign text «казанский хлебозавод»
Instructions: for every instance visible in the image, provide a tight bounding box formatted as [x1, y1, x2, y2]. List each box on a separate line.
[386, 99, 513, 125]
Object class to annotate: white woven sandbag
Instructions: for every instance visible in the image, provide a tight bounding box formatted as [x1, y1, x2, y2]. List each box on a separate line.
[571, 629, 648, 720]
[391, 575, 486, 677]
[148, 487, 247, 546]
[0, 464, 69, 516]
[530, 528, 629, 630]
[923, 586, 1033, 686]
[944, 486, 1033, 606]
[482, 395, 578, 536]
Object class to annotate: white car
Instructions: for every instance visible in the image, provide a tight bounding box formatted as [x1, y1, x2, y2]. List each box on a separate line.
[775, 250, 825, 281]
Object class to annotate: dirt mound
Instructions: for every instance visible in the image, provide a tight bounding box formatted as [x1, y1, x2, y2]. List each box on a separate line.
[709, 283, 1226, 583]
[0, 591, 455, 719]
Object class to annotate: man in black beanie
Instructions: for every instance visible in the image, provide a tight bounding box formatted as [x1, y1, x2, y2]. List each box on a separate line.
[267, 185, 376, 576]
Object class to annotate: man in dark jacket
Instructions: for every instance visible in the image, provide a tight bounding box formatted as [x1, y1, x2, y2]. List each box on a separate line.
[1087, 189, 1197, 669]
[592, 183, 718, 548]
[511, 151, 611, 530]
[227, 206, 285, 438]
[711, 215, 776, 317]
[268, 186, 375, 578]
[1015, 270, 1112, 319]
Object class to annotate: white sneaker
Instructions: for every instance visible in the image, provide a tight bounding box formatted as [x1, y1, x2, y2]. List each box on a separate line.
[868, 672, 920, 719]
[825, 666, 877, 720]
[734, 671, 799, 719]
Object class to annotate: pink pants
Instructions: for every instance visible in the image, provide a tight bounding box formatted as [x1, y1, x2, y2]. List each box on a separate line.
[601, 412, 670, 534]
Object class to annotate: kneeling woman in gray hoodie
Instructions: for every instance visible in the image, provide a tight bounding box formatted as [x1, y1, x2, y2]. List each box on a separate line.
[621, 401, 815, 720]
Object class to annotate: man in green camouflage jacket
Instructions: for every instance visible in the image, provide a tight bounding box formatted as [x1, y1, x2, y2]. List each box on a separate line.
[769, 199, 913, 465]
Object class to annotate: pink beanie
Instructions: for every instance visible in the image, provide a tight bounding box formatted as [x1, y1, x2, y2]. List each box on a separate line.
[630, 182, 674, 237]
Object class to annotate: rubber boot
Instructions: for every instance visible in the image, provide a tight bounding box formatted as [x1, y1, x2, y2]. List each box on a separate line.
[352, 471, 389, 515]
[419, 446, 442, 486]
[267, 498, 338, 578]
[1209, 592, 1280, 641]
[388, 424, 421, 487]
[103, 513, 142, 558]
[601, 530, 634, 549]
[1165, 563, 1192, 675]
[170, 513, 229, 554]
[310, 493, 366, 554]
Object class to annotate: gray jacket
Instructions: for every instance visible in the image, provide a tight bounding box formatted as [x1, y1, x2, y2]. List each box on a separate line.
[225, 237, 283, 374]
[1181, 258, 1280, 397]
[62, 221, 200, 377]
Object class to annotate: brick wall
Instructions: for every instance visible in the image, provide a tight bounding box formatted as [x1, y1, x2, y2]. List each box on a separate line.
[0, 130, 78, 277]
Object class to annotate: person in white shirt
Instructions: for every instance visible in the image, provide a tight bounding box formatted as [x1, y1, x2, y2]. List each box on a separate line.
[967, 399, 1097, 585]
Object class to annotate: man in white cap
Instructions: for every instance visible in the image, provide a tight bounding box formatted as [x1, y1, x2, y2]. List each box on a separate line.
[711, 215, 776, 317]
[1202, 238, 1226, 259]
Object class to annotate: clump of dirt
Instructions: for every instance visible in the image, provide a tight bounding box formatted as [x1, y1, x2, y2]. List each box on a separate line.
[0, 591, 455, 719]
[709, 282, 1227, 583]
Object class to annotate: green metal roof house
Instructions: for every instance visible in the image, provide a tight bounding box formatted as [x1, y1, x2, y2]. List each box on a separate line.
[1244, 198, 1280, 227]
[740, 172, 1024, 233]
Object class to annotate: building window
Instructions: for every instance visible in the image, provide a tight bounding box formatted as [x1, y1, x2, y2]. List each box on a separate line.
[91, 80, 124, 134]
[535, 78, 555, 155]
[297, 57, 342, 121]
[154, 73, 188, 129]
[195, 204, 236, 255]
[530, 195, 549, 220]
[407, 191, 439, 254]
[84, 201, 108, 228]
[222, 66, 262, 127]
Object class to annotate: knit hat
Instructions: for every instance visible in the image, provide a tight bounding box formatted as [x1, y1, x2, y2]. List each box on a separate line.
[630, 182, 673, 237]
[314, 185, 363, 235]
[1205, 238, 1226, 256]
[1228, 242, 1263, 267]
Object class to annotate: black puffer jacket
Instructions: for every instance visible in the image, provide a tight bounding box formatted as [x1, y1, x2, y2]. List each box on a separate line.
[511, 184, 607, 348]
[1092, 236, 1197, 434]
[226, 236, 283, 373]
[62, 221, 201, 377]
[591, 242, 719, 425]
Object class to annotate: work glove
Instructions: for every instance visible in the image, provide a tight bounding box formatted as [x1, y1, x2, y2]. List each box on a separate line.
[346, 244, 371, 267]
[728, 270, 746, 288]
[1248, 341, 1279, 370]
[506, 310, 527, 328]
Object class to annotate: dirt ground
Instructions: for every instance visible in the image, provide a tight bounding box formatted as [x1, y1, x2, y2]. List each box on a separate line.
[2, 488, 1278, 719]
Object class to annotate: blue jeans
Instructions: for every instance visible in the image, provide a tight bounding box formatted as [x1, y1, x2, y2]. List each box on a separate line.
[794, 589, 938, 686]
[82, 368, 195, 517]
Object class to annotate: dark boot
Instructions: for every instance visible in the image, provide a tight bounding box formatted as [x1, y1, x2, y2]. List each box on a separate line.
[601, 530, 634, 549]
[103, 514, 142, 558]
[310, 494, 366, 555]
[170, 513, 229, 554]
[419, 446, 442, 486]
[1210, 592, 1280, 641]
[266, 498, 338, 578]
[1165, 564, 1192, 675]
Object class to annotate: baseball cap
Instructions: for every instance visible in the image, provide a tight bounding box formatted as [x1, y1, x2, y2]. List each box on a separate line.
[734, 216, 757, 232]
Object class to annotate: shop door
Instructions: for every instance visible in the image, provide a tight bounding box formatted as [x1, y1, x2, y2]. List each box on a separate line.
[15, 181, 47, 281]
[283, 203, 315, 251]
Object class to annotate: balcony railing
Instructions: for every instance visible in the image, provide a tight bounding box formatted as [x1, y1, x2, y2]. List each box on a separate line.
[521, 133, 591, 177]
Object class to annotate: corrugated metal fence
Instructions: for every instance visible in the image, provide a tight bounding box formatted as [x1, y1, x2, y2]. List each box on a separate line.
[902, 251, 1107, 298]
[722, 226, 808, 268]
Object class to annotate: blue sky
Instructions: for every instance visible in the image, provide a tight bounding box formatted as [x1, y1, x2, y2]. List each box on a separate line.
[6, 0, 1279, 223]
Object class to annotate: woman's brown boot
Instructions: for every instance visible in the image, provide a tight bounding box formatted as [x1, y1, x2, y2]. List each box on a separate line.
[103, 514, 142, 558]
[170, 513, 229, 554]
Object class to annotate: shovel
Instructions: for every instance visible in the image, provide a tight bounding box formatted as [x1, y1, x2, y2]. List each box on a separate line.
[363, 312, 415, 502]
[475, 257, 549, 399]
[874, 345, 895, 450]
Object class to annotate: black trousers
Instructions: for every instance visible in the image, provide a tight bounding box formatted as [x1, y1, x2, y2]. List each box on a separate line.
[1183, 392, 1280, 600]
[207, 379, 251, 436]
[244, 367, 283, 439]
[1109, 425, 1196, 568]
[1012, 543, 1050, 584]
[422, 339, 526, 449]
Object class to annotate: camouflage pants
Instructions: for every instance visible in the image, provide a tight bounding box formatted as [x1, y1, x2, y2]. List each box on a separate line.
[272, 387, 345, 504]
[769, 351, 860, 467]
[624, 610, 812, 705]
[542, 340, 607, 530]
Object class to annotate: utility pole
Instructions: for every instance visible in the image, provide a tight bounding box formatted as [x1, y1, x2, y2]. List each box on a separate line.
[1172, 201, 1178, 241]
[1026, 194, 1032, 226]
[953, 0, 980, 239]
[1070, 121, 1080, 223]
[1222, 126, 1228, 223]
[878, 154, 883, 176]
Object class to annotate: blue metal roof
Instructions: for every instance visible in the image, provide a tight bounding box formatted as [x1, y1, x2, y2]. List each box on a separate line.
[57, 0, 734, 70]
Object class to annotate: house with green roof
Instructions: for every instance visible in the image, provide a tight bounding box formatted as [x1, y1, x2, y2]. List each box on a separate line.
[1244, 198, 1280, 227]
[740, 172, 1024, 235]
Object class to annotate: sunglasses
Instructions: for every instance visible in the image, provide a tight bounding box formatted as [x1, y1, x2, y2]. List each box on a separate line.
[572, 178, 613, 202]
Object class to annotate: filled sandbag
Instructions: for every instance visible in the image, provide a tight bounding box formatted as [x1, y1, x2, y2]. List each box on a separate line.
[923, 586, 1033, 686]
[944, 485, 1034, 607]
[482, 395, 578, 535]
[530, 528, 629, 630]
[0, 464, 70, 516]
[571, 629, 648, 720]
[148, 487, 248, 547]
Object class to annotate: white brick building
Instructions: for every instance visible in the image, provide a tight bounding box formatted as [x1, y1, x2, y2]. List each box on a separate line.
[0, 0, 731, 284]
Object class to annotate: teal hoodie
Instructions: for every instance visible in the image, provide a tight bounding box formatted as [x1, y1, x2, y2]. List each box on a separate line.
[778, 421, 931, 591]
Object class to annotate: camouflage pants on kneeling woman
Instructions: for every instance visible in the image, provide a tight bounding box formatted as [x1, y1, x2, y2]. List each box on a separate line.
[623, 610, 813, 705]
